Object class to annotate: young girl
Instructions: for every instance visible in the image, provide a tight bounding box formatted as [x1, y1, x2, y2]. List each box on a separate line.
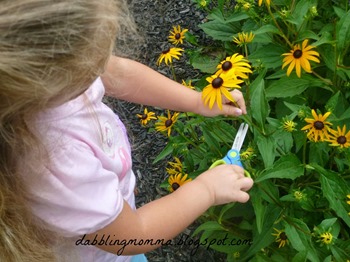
[0, 0, 254, 261]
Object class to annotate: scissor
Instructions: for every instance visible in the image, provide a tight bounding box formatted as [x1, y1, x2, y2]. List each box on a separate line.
[209, 123, 250, 177]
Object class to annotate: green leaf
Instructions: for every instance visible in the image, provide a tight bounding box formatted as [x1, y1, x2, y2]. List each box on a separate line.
[255, 133, 276, 169]
[311, 164, 350, 228]
[336, 10, 350, 53]
[251, 187, 266, 234]
[318, 44, 336, 72]
[225, 12, 249, 23]
[189, 52, 222, 74]
[249, 44, 285, 69]
[192, 221, 225, 237]
[152, 142, 173, 163]
[250, 70, 269, 129]
[199, 21, 240, 41]
[292, 251, 309, 262]
[266, 76, 324, 98]
[255, 154, 304, 182]
[330, 246, 350, 262]
[287, 0, 317, 30]
[253, 24, 280, 35]
[201, 126, 222, 154]
[284, 218, 320, 262]
[240, 205, 282, 261]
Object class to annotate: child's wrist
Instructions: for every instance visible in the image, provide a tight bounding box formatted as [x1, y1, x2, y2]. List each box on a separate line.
[191, 177, 215, 207]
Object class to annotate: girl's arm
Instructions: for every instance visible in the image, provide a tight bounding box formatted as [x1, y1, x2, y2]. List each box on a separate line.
[101, 56, 246, 117]
[86, 164, 253, 255]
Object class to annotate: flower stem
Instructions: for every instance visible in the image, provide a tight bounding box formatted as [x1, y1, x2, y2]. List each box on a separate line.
[267, 6, 293, 48]
[170, 64, 177, 82]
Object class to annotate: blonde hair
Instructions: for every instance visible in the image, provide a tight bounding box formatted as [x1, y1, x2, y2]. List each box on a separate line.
[0, 0, 132, 260]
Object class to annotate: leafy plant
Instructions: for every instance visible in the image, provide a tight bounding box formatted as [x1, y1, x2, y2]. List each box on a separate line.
[149, 0, 350, 260]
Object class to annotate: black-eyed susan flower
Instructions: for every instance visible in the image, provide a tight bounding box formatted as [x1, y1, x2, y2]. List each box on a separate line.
[301, 109, 332, 142]
[202, 71, 244, 110]
[233, 32, 255, 46]
[168, 25, 188, 45]
[216, 54, 252, 79]
[181, 79, 195, 90]
[166, 157, 183, 175]
[282, 119, 297, 132]
[318, 232, 334, 246]
[327, 125, 350, 148]
[157, 47, 184, 66]
[272, 228, 288, 248]
[136, 108, 157, 126]
[168, 173, 192, 192]
[155, 110, 179, 137]
[282, 39, 320, 78]
[258, 0, 271, 7]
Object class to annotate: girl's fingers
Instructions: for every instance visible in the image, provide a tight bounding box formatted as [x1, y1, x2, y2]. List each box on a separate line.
[238, 177, 254, 192]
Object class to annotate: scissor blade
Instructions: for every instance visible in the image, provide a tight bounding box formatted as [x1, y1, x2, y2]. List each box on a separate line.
[232, 123, 249, 151]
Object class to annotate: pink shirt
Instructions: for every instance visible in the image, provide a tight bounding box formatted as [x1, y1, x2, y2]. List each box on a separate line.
[26, 78, 135, 261]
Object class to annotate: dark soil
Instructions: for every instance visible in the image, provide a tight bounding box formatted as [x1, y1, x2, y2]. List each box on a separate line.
[108, 1, 226, 261]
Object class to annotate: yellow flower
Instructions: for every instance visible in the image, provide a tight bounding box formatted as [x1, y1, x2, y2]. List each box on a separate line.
[157, 47, 184, 66]
[272, 228, 288, 248]
[346, 194, 350, 205]
[282, 39, 320, 77]
[240, 147, 254, 160]
[136, 108, 157, 126]
[301, 109, 332, 142]
[155, 110, 179, 137]
[282, 119, 297, 132]
[242, 3, 251, 10]
[168, 173, 192, 192]
[166, 157, 183, 175]
[199, 0, 207, 7]
[258, 0, 271, 7]
[293, 190, 305, 201]
[318, 232, 333, 245]
[181, 79, 195, 90]
[233, 32, 255, 46]
[202, 71, 243, 110]
[216, 54, 252, 79]
[327, 125, 350, 148]
[168, 25, 188, 45]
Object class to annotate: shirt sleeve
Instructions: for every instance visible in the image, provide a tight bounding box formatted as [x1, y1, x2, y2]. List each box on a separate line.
[29, 141, 124, 237]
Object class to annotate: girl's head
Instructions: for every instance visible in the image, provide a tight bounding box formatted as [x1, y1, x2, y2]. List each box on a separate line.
[0, 0, 132, 261]
[0, 0, 122, 117]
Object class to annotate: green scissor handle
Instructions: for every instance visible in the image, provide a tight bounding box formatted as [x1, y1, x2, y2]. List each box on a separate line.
[209, 149, 251, 178]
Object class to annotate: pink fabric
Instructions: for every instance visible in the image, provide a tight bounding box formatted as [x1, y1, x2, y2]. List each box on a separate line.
[25, 78, 135, 261]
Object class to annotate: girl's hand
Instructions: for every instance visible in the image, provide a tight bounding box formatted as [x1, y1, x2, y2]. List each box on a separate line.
[195, 164, 253, 206]
[195, 89, 247, 117]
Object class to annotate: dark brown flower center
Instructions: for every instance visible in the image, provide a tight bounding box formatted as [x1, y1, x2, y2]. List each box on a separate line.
[337, 136, 347, 144]
[280, 232, 288, 240]
[212, 77, 223, 88]
[172, 183, 180, 191]
[141, 114, 148, 120]
[313, 121, 324, 130]
[162, 48, 170, 54]
[293, 49, 303, 59]
[175, 33, 181, 39]
[222, 61, 232, 71]
[165, 119, 173, 127]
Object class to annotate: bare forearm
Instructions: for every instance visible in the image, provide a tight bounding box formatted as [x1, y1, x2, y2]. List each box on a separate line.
[101, 56, 202, 113]
[87, 179, 213, 255]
